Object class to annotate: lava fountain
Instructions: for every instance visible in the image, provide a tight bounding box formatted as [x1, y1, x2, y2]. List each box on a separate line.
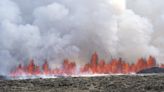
[9, 52, 164, 79]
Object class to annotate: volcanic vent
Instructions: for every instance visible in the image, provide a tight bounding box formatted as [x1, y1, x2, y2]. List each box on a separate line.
[10, 52, 164, 78]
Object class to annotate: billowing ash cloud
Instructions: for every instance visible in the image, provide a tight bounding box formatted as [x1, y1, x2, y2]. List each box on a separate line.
[0, 0, 163, 75]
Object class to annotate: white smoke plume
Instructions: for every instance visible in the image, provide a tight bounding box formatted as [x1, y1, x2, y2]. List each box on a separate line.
[0, 0, 163, 75]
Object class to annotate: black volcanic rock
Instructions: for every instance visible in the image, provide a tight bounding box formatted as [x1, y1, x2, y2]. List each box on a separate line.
[1, 75, 164, 92]
[137, 67, 164, 74]
[0, 75, 8, 80]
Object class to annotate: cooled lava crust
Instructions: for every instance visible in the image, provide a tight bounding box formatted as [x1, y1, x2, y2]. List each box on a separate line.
[137, 67, 164, 74]
[1, 75, 164, 92]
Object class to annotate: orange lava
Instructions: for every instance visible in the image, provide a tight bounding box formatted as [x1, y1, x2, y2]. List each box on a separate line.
[10, 52, 163, 77]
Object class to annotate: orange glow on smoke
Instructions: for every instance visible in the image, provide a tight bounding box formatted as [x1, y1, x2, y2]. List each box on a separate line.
[10, 52, 163, 77]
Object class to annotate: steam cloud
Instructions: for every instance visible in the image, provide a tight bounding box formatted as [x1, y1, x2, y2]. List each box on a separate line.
[0, 0, 163, 75]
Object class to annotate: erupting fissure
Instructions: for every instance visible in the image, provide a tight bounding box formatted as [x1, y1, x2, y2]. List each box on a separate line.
[10, 52, 164, 77]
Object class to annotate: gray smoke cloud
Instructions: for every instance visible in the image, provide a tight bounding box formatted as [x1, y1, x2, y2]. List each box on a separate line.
[0, 0, 163, 75]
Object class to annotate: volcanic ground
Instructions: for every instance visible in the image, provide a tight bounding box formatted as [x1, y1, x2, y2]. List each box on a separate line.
[1, 74, 164, 92]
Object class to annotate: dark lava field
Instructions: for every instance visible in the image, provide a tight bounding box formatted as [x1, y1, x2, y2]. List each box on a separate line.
[1, 75, 164, 92]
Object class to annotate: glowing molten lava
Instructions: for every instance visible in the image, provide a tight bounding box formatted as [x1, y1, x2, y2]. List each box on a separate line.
[80, 52, 157, 74]
[10, 52, 163, 77]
